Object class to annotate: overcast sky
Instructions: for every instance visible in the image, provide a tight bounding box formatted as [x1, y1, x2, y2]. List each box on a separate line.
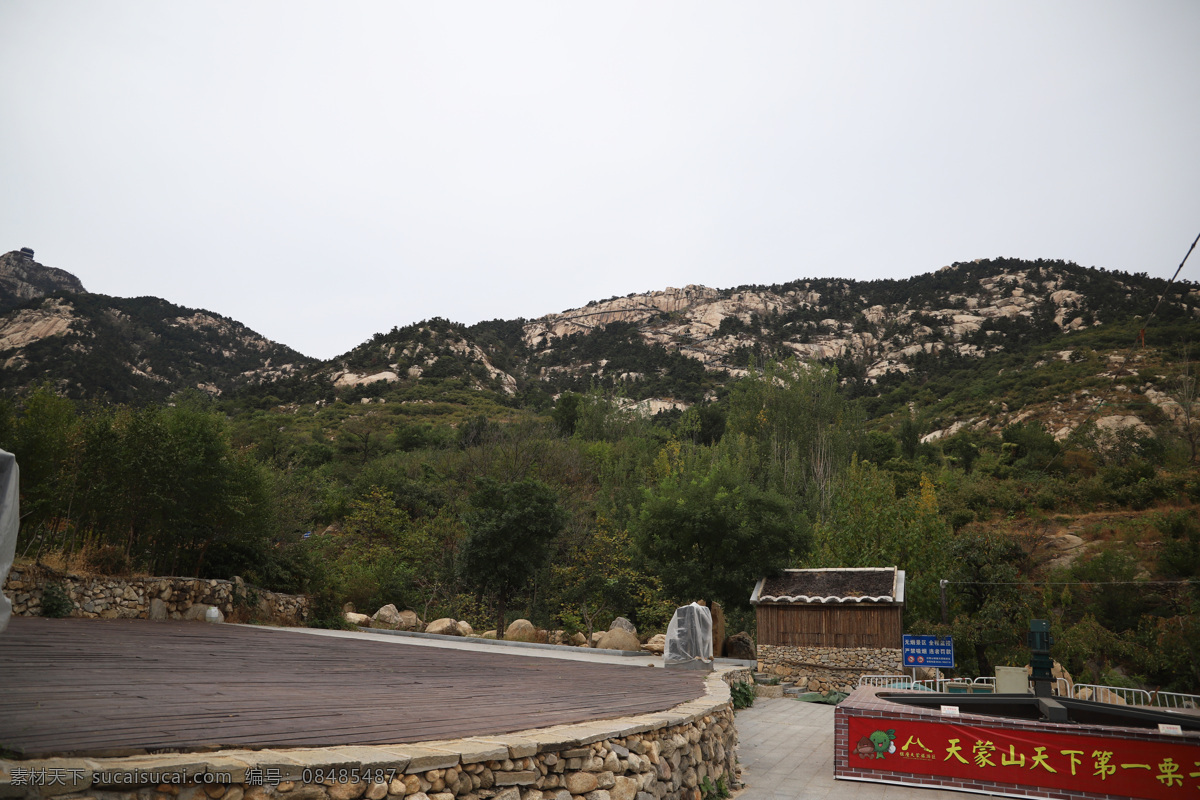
[2, 2, 1198, 359]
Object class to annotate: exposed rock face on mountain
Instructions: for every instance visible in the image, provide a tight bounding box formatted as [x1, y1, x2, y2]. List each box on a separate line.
[321, 318, 520, 397]
[521, 260, 1196, 385]
[0, 249, 86, 310]
[0, 252, 312, 401]
[5, 251, 1197, 428]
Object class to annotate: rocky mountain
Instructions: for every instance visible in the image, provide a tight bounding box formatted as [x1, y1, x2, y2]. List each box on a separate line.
[522, 259, 1197, 384]
[0, 251, 312, 402]
[0, 249, 86, 311]
[295, 259, 1189, 397]
[5, 250, 1198, 428]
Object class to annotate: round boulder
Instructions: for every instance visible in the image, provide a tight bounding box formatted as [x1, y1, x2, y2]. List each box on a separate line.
[505, 618, 538, 642]
[456, 620, 474, 636]
[597, 628, 640, 652]
[372, 604, 402, 628]
[344, 611, 372, 627]
[641, 633, 667, 655]
[396, 609, 422, 630]
[425, 617, 462, 636]
[724, 631, 756, 661]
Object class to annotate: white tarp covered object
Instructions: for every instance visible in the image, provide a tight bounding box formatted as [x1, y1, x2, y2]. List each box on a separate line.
[663, 602, 713, 669]
[0, 449, 18, 633]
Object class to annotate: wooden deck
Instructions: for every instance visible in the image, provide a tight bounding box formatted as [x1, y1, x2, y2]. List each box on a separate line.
[0, 618, 705, 758]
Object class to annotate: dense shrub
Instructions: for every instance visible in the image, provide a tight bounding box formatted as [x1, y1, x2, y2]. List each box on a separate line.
[40, 583, 73, 618]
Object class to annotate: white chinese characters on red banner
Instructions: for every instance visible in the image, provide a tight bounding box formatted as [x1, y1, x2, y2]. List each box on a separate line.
[846, 715, 1200, 800]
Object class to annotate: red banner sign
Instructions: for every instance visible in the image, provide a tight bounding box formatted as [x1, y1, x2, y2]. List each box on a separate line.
[846, 714, 1200, 800]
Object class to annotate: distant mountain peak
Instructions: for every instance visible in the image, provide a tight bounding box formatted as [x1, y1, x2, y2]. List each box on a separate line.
[0, 249, 87, 310]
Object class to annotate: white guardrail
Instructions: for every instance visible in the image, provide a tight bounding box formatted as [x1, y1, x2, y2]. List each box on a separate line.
[857, 675, 1200, 709]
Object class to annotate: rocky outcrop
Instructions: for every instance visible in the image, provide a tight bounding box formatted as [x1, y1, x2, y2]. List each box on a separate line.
[0, 250, 86, 309]
[0, 297, 76, 352]
[514, 261, 1180, 414]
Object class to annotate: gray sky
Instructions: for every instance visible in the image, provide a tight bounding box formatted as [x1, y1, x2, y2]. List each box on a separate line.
[2, 2, 1198, 360]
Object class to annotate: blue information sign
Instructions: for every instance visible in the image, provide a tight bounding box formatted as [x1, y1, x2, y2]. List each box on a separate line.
[902, 634, 955, 668]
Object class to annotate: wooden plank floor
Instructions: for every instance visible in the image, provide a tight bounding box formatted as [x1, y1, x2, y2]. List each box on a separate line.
[0, 618, 705, 758]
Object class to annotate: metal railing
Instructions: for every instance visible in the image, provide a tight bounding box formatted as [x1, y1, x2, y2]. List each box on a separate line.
[1070, 683, 1152, 706]
[1146, 690, 1200, 710]
[857, 674, 920, 689]
[858, 675, 1200, 710]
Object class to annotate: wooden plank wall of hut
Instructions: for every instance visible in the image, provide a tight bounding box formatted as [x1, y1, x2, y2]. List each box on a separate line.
[755, 603, 902, 648]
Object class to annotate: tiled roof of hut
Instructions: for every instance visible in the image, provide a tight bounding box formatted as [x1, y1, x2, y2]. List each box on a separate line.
[750, 567, 904, 605]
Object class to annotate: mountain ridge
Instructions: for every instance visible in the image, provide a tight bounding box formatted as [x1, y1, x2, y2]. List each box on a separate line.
[3, 249, 1197, 418]
[0, 250, 313, 402]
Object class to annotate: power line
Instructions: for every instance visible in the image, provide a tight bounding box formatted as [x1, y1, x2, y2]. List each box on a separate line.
[1144, 228, 1200, 329]
[1038, 226, 1200, 470]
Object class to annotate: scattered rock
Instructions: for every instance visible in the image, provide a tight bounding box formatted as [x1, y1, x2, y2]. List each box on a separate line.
[425, 618, 461, 636]
[183, 604, 223, 623]
[396, 609, 423, 630]
[609, 617, 637, 636]
[597, 628, 640, 651]
[344, 611, 372, 627]
[571, 632, 588, 647]
[372, 604, 402, 628]
[642, 633, 667, 655]
[723, 632, 755, 661]
[505, 619, 538, 642]
[456, 620, 474, 636]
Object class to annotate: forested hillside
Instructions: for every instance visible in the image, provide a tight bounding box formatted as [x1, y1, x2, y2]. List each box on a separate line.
[3, 255, 1199, 694]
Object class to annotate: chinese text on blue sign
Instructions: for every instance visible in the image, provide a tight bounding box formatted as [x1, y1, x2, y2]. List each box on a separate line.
[902, 634, 955, 668]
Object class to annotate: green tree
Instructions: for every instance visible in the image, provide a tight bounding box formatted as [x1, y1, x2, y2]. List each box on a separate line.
[552, 392, 583, 437]
[550, 517, 661, 638]
[809, 460, 951, 624]
[944, 529, 1031, 677]
[458, 478, 568, 636]
[632, 452, 804, 610]
[724, 359, 858, 517]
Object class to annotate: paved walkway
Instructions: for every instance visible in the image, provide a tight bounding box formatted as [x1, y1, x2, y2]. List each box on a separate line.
[734, 698, 982, 799]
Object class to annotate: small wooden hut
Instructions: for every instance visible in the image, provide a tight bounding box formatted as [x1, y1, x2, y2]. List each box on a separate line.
[750, 567, 905, 649]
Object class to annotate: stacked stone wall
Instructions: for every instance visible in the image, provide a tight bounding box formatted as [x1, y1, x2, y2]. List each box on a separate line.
[2, 672, 741, 800]
[756, 644, 902, 693]
[2, 565, 309, 625]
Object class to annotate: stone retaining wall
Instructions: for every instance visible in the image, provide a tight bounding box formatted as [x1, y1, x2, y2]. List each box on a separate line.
[0, 671, 741, 800]
[1, 565, 309, 626]
[756, 645, 902, 694]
